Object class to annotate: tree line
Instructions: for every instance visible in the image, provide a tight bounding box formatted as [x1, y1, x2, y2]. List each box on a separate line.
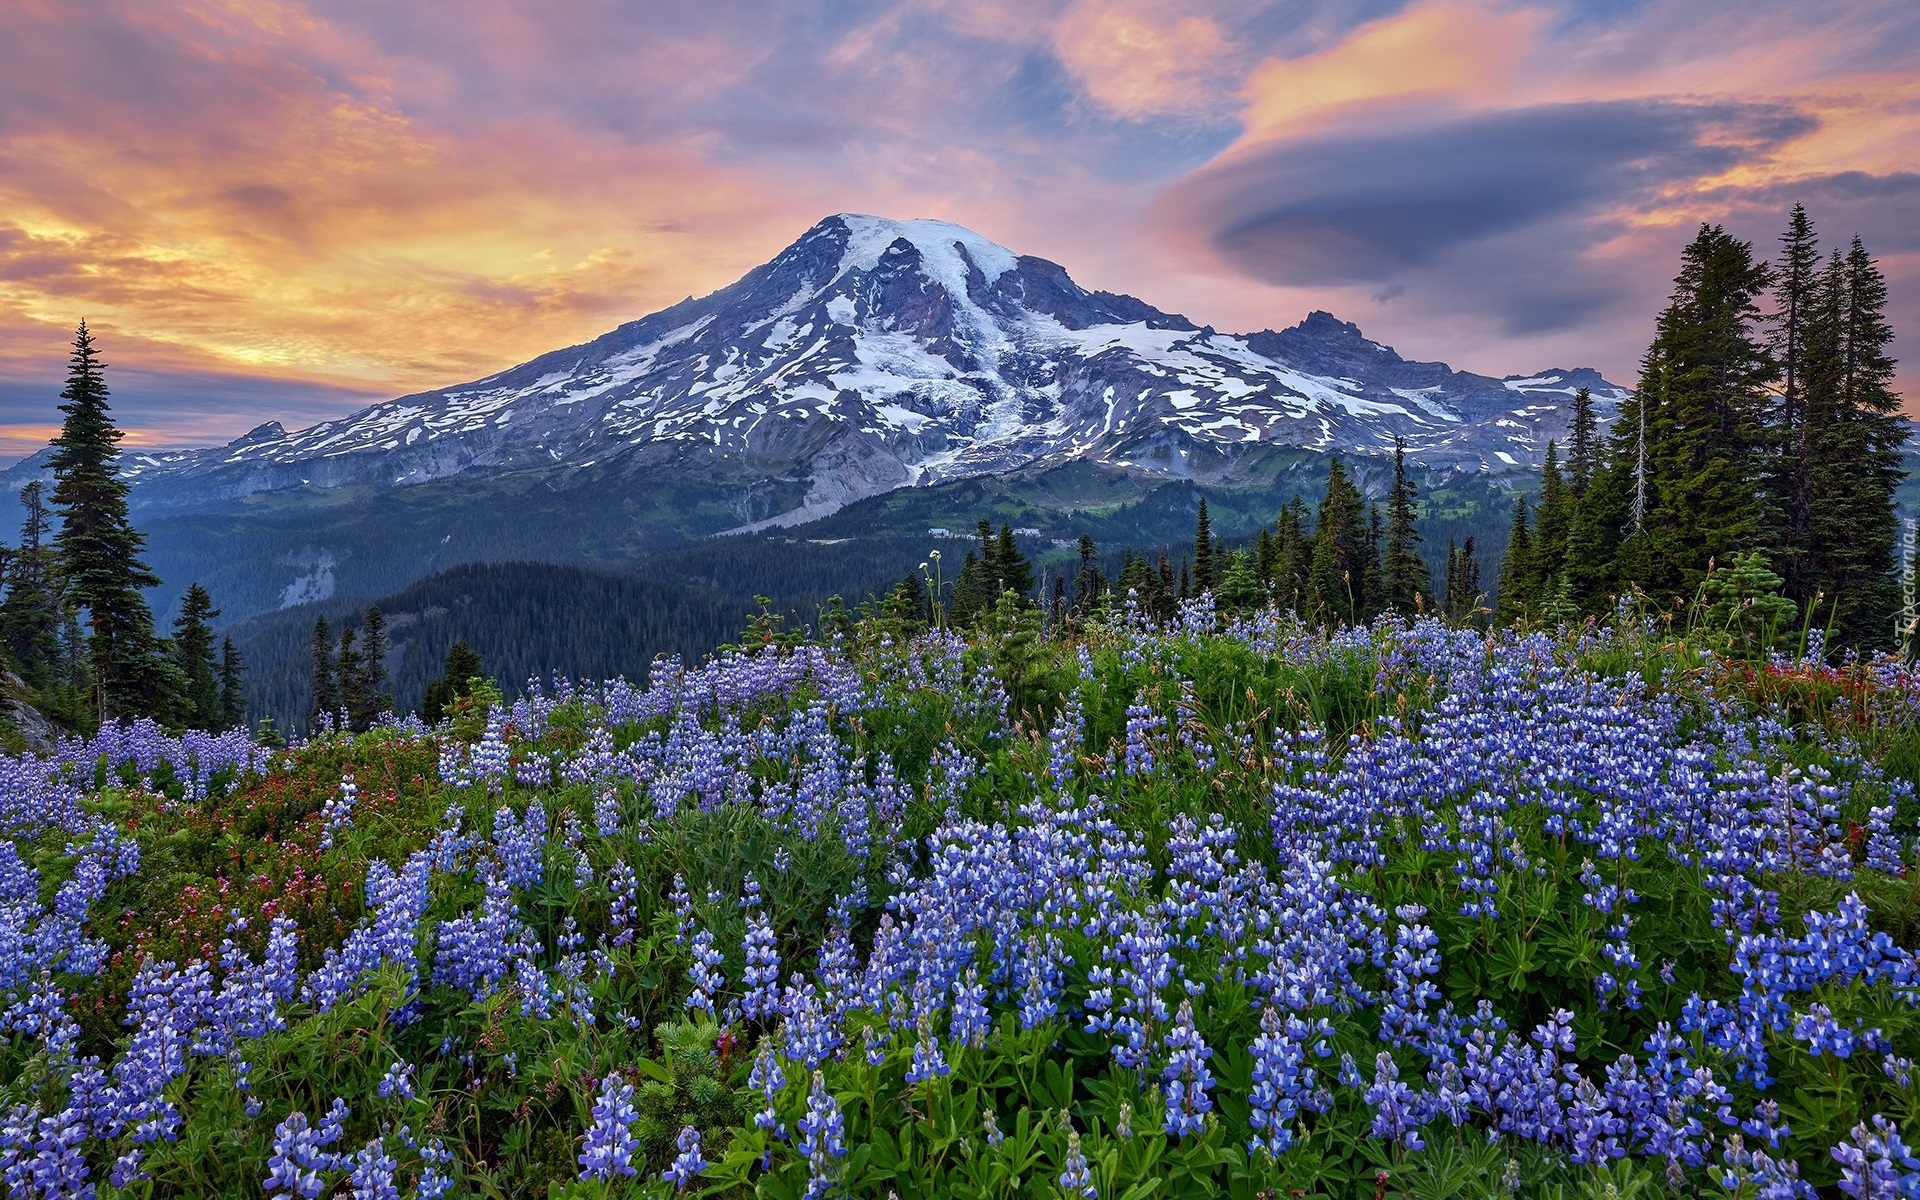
[1493, 209, 1903, 647]
[864, 443, 1470, 635]
[1, 323, 246, 736]
[897, 207, 1903, 651]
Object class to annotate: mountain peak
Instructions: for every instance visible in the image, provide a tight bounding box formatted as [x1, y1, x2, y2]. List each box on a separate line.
[111, 212, 1629, 522]
[1298, 310, 1364, 336]
[787, 213, 1022, 298]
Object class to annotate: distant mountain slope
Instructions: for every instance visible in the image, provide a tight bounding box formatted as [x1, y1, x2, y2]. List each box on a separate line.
[235, 456, 1522, 733]
[1, 213, 1631, 623]
[18, 214, 1627, 507]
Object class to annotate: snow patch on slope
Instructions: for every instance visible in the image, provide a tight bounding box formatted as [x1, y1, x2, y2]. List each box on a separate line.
[836, 215, 1018, 294]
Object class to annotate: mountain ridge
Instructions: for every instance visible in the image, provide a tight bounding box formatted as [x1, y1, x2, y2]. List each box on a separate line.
[0, 214, 1640, 626]
[5, 214, 1627, 518]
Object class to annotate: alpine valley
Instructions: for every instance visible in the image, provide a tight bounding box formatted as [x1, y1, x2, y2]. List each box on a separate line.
[3, 214, 1634, 723]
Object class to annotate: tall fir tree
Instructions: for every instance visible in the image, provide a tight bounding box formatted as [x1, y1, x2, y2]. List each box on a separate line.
[308, 616, 338, 728]
[994, 524, 1036, 605]
[1567, 387, 1600, 497]
[1532, 443, 1571, 598]
[171, 583, 221, 729]
[46, 321, 168, 721]
[1362, 504, 1384, 619]
[1766, 204, 1823, 598]
[976, 520, 1001, 591]
[335, 624, 363, 729]
[1443, 537, 1482, 624]
[1381, 437, 1430, 613]
[1567, 444, 1632, 614]
[1272, 497, 1313, 612]
[1192, 497, 1215, 594]
[218, 637, 246, 732]
[1308, 459, 1368, 624]
[355, 605, 392, 729]
[1073, 535, 1103, 615]
[0, 480, 63, 684]
[1803, 237, 1906, 648]
[1614, 224, 1775, 604]
[948, 549, 984, 626]
[1494, 498, 1535, 625]
[1154, 553, 1176, 620]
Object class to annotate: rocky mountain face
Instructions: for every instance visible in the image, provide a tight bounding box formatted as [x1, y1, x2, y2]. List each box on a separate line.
[60, 214, 1624, 526]
[0, 214, 1635, 624]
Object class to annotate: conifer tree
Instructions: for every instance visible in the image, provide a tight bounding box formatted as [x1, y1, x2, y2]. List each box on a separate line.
[1567, 387, 1600, 497]
[171, 583, 221, 729]
[994, 524, 1035, 605]
[422, 639, 486, 724]
[60, 608, 88, 703]
[1381, 438, 1430, 613]
[335, 624, 364, 728]
[1308, 459, 1368, 624]
[948, 549, 984, 626]
[1803, 236, 1906, 648]
[977, 519, 1000, 590]
[1116, 550, 1150, 608]
[1073, 535, 1103, 614]
[1541, 576, 1581, 628]
[1216, 550, 1265, 614]
[356, 606, 392, 728]
[218, 637, 246, 732]
[1532, 443, 1571, 599]
[308, 617, 338, 728]
[1766, 204, 1822, 597]
[883, 572, 929, 631]
[1271, 497, 1313, 612]
[1495, 498, 1535, 625]
[1567, 441, 1631, 614]
[0, 481, 62, 684]
[1614, 224, 1775, 604]
[1701, 551, 1797, 658]
[1362, 504, 1384, 619]
[46, 321, 167, 721]
[1192, 498, 1214, 594]
[1442, 537, 1460, 620]
[1443, 537, 1482, 625]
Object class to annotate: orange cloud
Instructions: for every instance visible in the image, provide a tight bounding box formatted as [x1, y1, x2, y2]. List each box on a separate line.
[1050, 0, 1241, 120]
[0, 2, 835, 419]
[1238, 1, 1547, 138]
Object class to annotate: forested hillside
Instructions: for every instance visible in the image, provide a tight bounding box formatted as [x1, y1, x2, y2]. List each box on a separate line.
[236, 563, 743, 735]
[232, 460, 1519, 735]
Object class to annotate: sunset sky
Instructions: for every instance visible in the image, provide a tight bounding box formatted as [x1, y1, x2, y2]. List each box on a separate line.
[1, 0, 1915, 462]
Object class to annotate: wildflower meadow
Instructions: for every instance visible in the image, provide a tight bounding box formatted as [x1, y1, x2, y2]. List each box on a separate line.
[4, 599, 1920, 1198]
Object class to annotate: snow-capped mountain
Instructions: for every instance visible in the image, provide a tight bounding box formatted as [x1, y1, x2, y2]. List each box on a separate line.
[101, 214, 1626, 526]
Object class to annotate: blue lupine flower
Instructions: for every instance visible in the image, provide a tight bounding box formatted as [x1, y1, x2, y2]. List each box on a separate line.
[1059, 1129, 1096, 1198]
[1162, 999, 1214, 1138]
[662, 1125, 707, 1190]
[797, 1072, 845, 1200]
[578, 1077, 639, 1181]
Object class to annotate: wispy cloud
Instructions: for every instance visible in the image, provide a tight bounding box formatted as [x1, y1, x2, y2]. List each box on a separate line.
[1148, 0, 1920, 381]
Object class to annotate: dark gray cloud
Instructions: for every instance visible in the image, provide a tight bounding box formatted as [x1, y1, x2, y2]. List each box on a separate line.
[1163, 98, 1817, 288]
